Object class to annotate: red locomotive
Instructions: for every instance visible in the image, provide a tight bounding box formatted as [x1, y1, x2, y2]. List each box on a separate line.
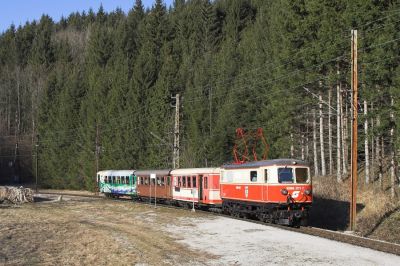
[220, 159, 312, 226]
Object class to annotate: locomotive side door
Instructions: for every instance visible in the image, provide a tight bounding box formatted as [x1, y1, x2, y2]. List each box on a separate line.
[198, 175, 203, 202]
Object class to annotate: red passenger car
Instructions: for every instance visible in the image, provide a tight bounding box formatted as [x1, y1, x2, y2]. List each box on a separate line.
[220, 159, 312, 226]
[170, 168, 222, 208]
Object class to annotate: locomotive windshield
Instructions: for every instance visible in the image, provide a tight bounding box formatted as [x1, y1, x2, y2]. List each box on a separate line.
[278, 168, 293, 183]
[295, 168, 309, 183]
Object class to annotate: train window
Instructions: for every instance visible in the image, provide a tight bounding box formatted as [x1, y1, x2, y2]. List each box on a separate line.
[187, 176, 191, 188]
[264, 169, 268, 183]
[112, 176, 116, 184]
[192, 176, 196, 188]
[250, 171, 257, 182]
[103, 176, 107, 183]
[145, 177, 149, 185]
[178, 177, 181, 187]
[204, 176, 208, 189]
[182, 176, 186, 187]
[161, 176, 165, 186]
[278, 168, 294, 183]
[295, 168, 308, 183]
[167, 176, 170, 186]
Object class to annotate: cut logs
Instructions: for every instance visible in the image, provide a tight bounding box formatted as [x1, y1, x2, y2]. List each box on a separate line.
[0, 186, 34, 204]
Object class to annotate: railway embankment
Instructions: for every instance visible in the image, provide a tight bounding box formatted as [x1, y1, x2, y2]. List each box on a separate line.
[310, 175, 400, 244]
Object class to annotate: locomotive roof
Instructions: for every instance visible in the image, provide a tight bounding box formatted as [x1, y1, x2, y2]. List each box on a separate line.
[222, 159, 309, 169]
[134, 169, 171, 177]
[171, 168, 220, 175]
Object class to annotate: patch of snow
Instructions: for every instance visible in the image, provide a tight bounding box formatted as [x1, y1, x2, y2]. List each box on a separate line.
[164, 216, 400, 265]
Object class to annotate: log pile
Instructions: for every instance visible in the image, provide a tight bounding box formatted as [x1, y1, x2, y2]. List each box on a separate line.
[0, 186, 34, 204]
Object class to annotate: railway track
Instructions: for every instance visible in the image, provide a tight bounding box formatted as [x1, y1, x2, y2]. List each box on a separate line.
[35, 191, 400, 256]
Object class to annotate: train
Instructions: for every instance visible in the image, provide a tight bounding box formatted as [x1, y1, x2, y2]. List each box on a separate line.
[96, 159, 312, 226]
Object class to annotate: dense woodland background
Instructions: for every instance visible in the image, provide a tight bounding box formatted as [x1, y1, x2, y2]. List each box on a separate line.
[0, 0, 400, 194]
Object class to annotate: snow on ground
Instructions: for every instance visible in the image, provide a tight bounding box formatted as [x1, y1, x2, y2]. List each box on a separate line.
[164, 216, 400, 266]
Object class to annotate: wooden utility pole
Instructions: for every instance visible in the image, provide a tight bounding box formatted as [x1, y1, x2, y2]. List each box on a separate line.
[350, 29, 358, 231]
[172, 94, 180, 169]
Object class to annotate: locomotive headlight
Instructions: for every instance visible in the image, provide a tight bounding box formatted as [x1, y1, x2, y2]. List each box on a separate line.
[304, 189, 312, 195]
[281, 188, 288, 195]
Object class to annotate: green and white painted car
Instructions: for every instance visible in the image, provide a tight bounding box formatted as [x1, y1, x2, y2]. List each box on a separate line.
[97, 170, 136, 198]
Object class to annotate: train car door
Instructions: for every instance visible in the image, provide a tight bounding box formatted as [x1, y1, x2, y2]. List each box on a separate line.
[198, 175, 203, 202]
[166, 176, 171, 198]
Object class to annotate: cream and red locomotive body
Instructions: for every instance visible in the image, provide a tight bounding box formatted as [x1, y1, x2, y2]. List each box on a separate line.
[220, 159, 312, 226]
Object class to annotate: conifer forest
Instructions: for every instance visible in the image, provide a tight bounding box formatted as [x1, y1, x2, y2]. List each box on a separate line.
[0, 0, 400, 194]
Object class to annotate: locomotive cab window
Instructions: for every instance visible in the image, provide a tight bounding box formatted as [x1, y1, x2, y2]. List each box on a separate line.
[295, 168, 308, 183]
[250, 171, 257, 182]
[278, 168, 294, 183]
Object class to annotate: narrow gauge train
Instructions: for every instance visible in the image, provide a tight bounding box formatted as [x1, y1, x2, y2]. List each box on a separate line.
[96, 159, 312, 226]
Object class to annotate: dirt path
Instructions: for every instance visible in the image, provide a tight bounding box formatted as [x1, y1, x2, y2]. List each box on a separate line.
[0, 197, 215, 265]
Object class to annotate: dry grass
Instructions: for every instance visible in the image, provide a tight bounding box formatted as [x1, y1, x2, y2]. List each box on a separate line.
[0, 197, 215, 265]
[312, 174, 400, 243]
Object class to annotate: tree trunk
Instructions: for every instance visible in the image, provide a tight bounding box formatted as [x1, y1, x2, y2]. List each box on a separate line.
[376, 116, 382, 189]
[306, 112, 309, 161]
[370, 103, 375, 182]
[328, 87, 333, 175]
[319, 91, 326, 176]
[364, 100, 369, 184]
[301, 134, 305, 161]
[342, 89, 348, 176]
[16, 67, 21, 137]
[381, 136, 385, 190]
[290, 132, 294, 158]
[390, 96, 396, 198]
[336, 75, 342, 182]
[313, 109, 319, 176]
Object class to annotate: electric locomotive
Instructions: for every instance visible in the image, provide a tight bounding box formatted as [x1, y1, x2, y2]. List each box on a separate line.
[220, 159, 312, 226]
